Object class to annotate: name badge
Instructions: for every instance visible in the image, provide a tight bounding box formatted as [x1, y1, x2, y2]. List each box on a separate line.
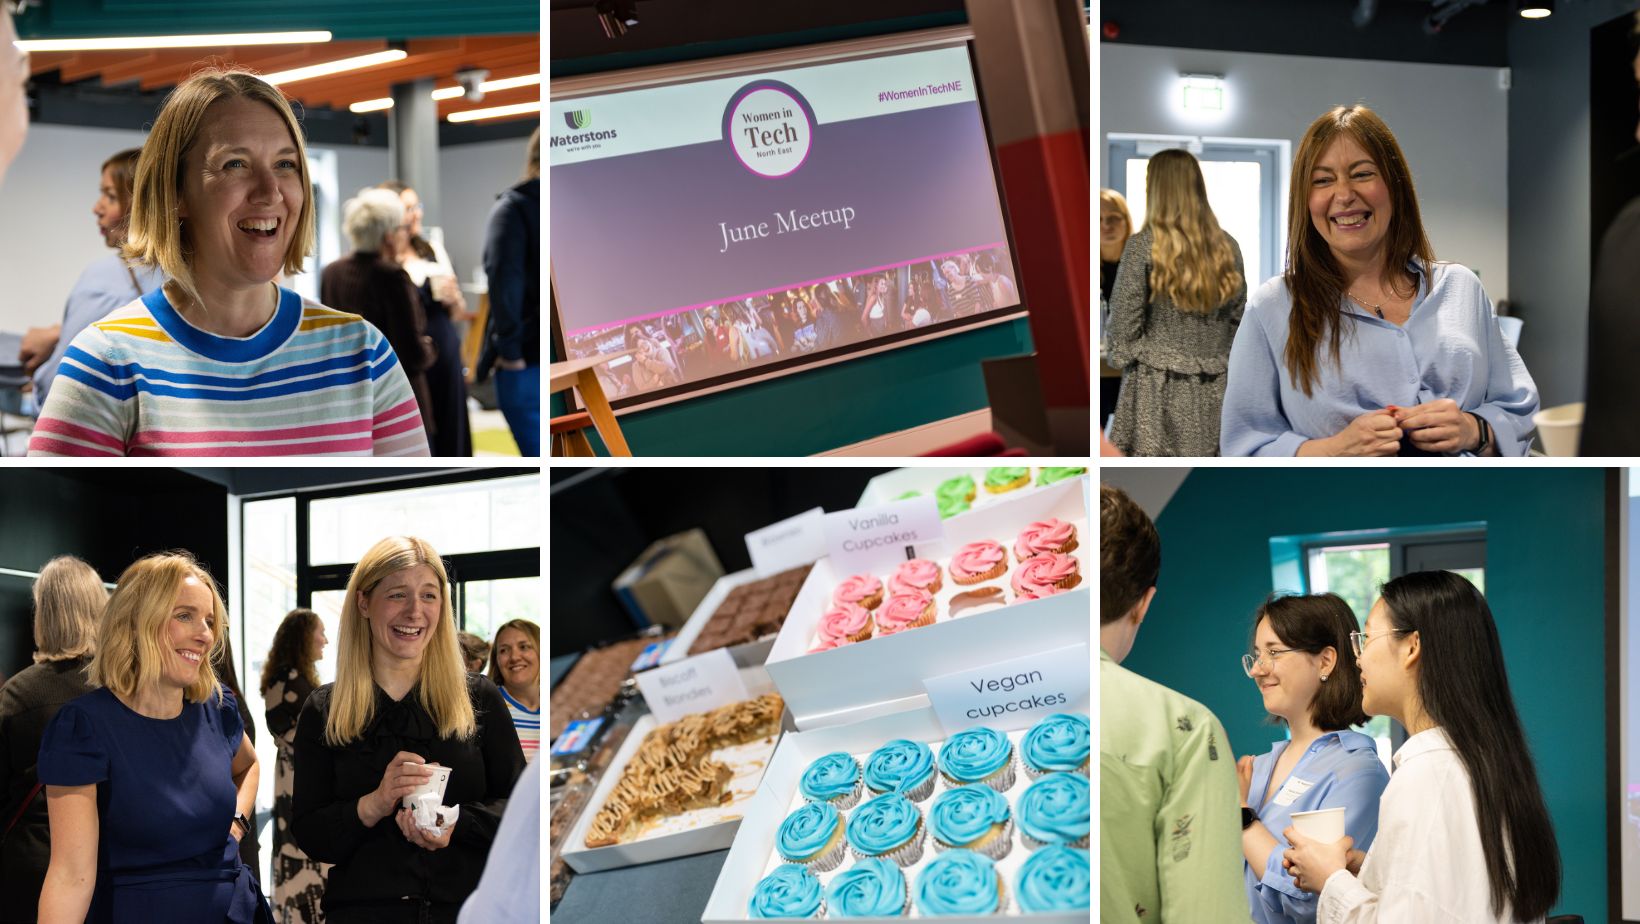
[1272, 776, 1315, 807]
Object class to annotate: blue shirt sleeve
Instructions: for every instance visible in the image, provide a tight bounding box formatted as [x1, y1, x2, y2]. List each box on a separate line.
[37, 699, 109, 787]
[1465, 277, 1540, 456]
[1221, 294, 1309, 457]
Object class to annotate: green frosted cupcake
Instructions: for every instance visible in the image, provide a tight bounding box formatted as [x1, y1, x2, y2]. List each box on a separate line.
[1036, 466, 1086, 486]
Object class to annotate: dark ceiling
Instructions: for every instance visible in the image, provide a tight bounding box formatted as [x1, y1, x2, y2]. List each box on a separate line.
[1099, 0, 1514, 67]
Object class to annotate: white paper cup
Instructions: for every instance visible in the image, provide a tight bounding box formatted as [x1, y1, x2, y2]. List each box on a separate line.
[401, 763, 452, 810]
[1289, 807, 1346, 843]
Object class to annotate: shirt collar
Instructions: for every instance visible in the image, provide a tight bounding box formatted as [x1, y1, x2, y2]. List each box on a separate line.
[1264, 728, 1376, 757]
[1339, 257, 1429, 322]
[1392, 726, 1453, 770]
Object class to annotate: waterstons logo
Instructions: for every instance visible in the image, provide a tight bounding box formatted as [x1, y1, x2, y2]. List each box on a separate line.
[721, 81, 815, 179]
[564, 110, 591, 130]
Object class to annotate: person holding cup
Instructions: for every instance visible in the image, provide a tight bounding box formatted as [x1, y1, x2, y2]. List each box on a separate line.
[290, 537, 525, 923]
[1236, 593, 1389, 923]
[1282, 571, 1560, 921]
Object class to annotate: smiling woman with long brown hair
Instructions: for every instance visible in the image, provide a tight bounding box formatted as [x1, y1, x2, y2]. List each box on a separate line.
[1220, 105, 1537, 457]
[1105, 148, 1246, 456]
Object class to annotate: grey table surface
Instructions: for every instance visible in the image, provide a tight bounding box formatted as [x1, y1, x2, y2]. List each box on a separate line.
[553, 848, 730, 923]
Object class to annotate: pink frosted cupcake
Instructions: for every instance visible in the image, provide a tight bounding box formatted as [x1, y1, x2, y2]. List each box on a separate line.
[817, 601, 874, 647]
[876, 589, 936, 635]
[833, 574, 884, 610]
[1012, 553, 1082, 600]
[948, 541, 1007, 585]
[1013, 518, 1078, 561]
[889, 558, 943, 596]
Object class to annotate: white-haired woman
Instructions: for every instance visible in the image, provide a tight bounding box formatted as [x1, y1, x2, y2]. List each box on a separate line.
[0, 556, 108, 924]
[321, 188, 436, 438]
[28, 69, 428, 457]
[290, 537, 525, 924]
[35, 552, 269, 923]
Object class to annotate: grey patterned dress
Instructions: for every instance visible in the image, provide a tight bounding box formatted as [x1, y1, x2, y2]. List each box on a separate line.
[1105, 227, 1246, 456]
[264, 669, 329, 924]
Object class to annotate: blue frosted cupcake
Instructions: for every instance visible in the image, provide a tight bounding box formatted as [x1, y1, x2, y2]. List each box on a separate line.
[799, 751, 862, 810]
[748, 864, 824, 918]
[863, 739, 936, 802]
[927, 784, 1013, 860]
[1016, 845, 1091, 913]
[776, 801, 847, 872]
[937, 726, 1016, 792]
[824, 858, 909, 918]
[844, 792, 925, 867]
[914, 849, 1008, 915]
[1021, 712, 1090, 779]
[1016, 772, 1090, 849]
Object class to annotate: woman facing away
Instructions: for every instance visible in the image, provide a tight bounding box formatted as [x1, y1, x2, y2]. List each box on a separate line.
[1237, 593, 1389, 924]
[1105, 148, 1247, 456]
[1220, 105, 1537, 457]
[1283, 571, 1561, 923]
[260, 608, 331, 924]
[27, 70, 428, 457]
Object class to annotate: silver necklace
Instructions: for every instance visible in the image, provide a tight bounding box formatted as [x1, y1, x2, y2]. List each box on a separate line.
[1348, 291, 1386, 319]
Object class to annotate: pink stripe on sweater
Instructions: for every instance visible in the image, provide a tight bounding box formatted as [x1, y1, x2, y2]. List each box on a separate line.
[129, 436, 375, 456]
[26, 434, 123, 457]
[373, 413, 425, 440]
[31, 417, 128, 451]
[129, 418, 371, 447]
[373, 397, 422, 426]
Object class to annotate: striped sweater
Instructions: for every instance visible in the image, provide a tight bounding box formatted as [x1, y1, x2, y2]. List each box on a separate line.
[499, 685, 540, 763]
[28, 286, 431, 457]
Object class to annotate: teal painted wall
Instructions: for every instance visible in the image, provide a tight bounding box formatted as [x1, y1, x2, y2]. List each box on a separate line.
[557, 317, 1034, 456]
[1124, 468, 1607, 922]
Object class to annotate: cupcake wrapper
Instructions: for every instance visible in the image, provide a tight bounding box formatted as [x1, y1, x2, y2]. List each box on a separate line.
[1054, 572, 1083, 591]
[932, 817, 1013, 862]
[800, 828, 849, 873]
[860, 592, 883, 611]
[983, 476, 1028, 494]
[903, 771, 935, 803]
[940, 748, 1016, 793]
[847, 620, 874, 644]
[951, 561, 1006, 585]
[1019, 829, 1090, 851]
[1024, 756, 1092, 780]
[1056, 536, 1079, 555]
[995, 875, 1010, 913]
[849, 817, 926, 868]
[825, 780, 862, 811]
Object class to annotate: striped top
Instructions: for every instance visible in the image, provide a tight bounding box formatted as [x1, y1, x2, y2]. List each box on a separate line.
[27, 286, 430, 457]
[498, 685, 540, 764]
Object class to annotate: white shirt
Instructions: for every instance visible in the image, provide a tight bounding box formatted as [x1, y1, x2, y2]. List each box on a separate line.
[457, 757, 539, 923]
[1317, 727, 1542, 924]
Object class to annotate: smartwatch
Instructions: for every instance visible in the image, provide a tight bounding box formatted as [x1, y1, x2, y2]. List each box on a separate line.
[1467, 411, 1491, 454]
[232, 812, 252, 837]
[1241, 806, 1258, 831]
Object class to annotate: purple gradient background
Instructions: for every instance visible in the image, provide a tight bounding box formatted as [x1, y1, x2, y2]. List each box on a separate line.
[552, 102, 1011, 333]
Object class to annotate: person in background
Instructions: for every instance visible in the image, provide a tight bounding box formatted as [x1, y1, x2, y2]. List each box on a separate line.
[260, 609, 329, 924]
[1221, 105, 1537, 457]
[1100, 484, 1249, 922]
[0, 556, 107, 924]
[379, 181, 471, 457]
[487, 620, 539, 764]
[456, 632, 489, 675]
[19, 149, 166, 409]
[811, 285, 846, 351]
[28, 70, 428, 457]
[320, 188, 435, 438]
[1283, 571, 1561, 922]
[940, 258, 992, 317]
[1100, 188, 1133, 305]
[974, 252, 1017, 309]
[1236, 594, 1388, 924]
[478, 127, 540, 457]
[1105, 149, 1246, 457]
[290, 537, 524, 924]
[35, 552, 268, 923]
[0, 4, 27, 189]
[859, 275, 892, 335]
[455, 759, 538, 924]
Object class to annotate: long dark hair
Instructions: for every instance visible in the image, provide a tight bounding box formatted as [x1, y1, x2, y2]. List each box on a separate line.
[1379, 571, 1559, 919]
[1251, 592, 1367, 729]
[1284, 106, 1434, 396]
[260, 608, 322, 694]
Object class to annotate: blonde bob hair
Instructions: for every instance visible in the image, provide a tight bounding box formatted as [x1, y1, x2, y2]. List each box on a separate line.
[32, 555, 108, 663]
[325, 536, 475, 746]
[124, 69, 317, 310]
[1143, 148, 1244, 313]
[486, 618, 540, 688]
[89, 551, 228, 705]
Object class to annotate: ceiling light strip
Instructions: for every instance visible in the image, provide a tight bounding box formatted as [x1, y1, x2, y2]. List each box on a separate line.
[262, 49, 408, 86]
[446, 101, 541, 123]
[16, 30, 332, 53]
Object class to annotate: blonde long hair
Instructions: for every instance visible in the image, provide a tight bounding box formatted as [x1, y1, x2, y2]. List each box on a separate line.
[89, 552, 227, 705]
[324, 536, 475, 746]
[123, 69, 317, 313]
[1144, 149, 1244, 313]
[32, 555, 107, 663]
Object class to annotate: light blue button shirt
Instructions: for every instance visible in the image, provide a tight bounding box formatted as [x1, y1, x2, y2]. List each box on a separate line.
[1220, 260, 1539, 456]
[32, 253, 165, 407]
[1244, 730, 1389, 924]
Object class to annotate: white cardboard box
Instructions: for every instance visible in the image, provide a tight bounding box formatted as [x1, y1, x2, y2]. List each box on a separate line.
[661, 567, 791, 668]
[856, 467, 1087, 515]
[766, 478, 1091, 730]
[561, 679, 785, 873]
[701, 705, 1090, 923]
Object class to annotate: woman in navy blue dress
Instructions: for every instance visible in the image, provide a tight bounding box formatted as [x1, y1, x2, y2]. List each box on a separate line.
[35, 552, 270, 924]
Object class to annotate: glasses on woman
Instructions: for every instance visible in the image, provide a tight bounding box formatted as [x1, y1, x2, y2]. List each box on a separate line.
[1349, 628, 1410, 657]
[1241, 646, 1300, 678]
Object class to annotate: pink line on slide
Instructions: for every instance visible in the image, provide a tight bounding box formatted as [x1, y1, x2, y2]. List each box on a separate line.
[564, 241, 1008, 338]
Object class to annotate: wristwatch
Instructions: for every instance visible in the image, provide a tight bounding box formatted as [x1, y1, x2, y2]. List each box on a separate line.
[1467, 411, 1490, 454]
[232, 812, 252, 837]
[1241, 806, 1258, 831]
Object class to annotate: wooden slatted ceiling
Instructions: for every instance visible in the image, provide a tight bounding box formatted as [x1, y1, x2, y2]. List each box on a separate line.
[27, 35, 541, 122]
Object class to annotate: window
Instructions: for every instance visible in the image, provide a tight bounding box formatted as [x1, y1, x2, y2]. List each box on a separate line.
[307, 475, 539, 565]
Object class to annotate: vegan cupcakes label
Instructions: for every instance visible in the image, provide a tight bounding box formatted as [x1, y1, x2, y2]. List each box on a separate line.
[921, 644, 1089, 728]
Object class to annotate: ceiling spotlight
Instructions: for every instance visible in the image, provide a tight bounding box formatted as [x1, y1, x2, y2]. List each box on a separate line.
[1517, 0, 1553, 18]
[596, 0, 638, 38]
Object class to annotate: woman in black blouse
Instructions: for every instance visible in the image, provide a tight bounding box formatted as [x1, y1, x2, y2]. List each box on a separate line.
[290, 537, 524, 923]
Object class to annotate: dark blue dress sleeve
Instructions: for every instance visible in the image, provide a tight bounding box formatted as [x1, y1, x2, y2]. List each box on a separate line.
[217, 688, 245, 749]
[37, 700, 109, 786]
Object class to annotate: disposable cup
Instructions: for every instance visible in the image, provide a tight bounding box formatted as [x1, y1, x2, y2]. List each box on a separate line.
[402, 763, 452, 810]
[1290, 807, 1346, 843]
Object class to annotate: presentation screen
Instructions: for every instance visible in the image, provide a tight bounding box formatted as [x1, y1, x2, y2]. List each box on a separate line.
[549, 42, 1023, 410]
[1626, 470, 1639, 920]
